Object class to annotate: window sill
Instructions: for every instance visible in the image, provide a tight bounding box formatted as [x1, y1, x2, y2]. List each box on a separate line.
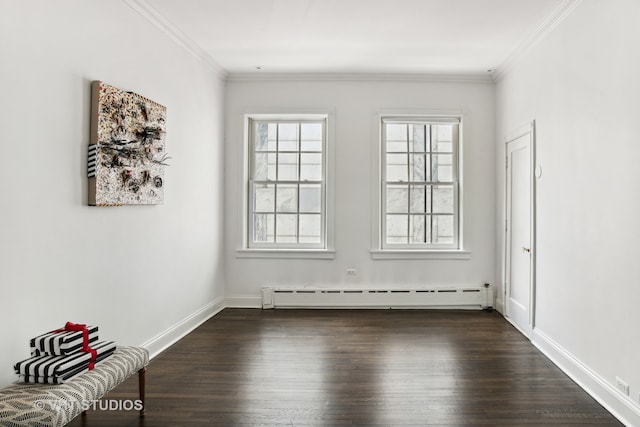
[370, 250, 471, 260]
[236, 249, 336, 259]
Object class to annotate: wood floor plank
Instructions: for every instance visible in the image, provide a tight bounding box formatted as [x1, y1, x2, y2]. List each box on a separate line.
[68, 309, 623, 426]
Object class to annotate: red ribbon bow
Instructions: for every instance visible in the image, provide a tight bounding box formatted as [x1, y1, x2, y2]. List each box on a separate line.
[52, 321, 98, 370]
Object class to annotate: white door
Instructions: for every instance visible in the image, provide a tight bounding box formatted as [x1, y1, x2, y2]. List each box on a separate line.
[505, 127, 534, 338]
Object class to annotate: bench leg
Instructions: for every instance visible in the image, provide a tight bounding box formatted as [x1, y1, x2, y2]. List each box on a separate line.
[138, 367, 146, 416]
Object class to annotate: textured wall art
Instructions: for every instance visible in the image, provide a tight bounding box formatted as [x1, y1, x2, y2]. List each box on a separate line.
[88, 81, 168, 206]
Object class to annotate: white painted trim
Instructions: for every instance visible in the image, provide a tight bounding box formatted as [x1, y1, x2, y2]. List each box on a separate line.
[237, 109, 336, 255]
[503, 121, 536, 338]
[225, 295, 263, 308]
[533, 328, 640, 427]
[236, 249, 336, 259]
[505, 121, 536, 144]
[493, 0, 583, 82]
[370, 250, 471, 260]
[140, 296, 225, 359]
[371, 109, 467, 254]
[227, 72, 494, 84]
[122, 0, 227, 78]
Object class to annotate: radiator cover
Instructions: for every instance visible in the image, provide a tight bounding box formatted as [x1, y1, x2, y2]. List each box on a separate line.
[262, 286, 492, 310]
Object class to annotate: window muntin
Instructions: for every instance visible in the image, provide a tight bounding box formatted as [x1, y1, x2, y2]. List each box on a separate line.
[381, 118, 459, 249]
[249, 118, 326, 248]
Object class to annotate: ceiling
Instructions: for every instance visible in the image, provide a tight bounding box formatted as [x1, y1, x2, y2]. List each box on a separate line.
[142, 0, 567, 76]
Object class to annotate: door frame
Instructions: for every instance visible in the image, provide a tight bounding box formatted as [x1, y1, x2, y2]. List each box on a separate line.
[504, 120, 536, 338]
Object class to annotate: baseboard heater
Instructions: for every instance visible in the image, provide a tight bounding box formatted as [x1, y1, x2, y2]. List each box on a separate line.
[261, 285, 493, 310]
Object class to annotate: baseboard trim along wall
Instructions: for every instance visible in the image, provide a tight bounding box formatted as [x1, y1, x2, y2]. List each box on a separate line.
[225, 294, 262, 308]
[141, 296, 225, 359]
[532, 328, 640, 427]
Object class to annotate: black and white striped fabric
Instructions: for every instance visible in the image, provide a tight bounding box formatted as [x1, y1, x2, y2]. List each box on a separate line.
[15, 342, 116, 385]
[87, 144, 98, 178]
[30, 325, 99, 356]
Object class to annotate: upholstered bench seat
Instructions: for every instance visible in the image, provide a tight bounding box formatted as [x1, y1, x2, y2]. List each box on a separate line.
[0, 346, 148, 427]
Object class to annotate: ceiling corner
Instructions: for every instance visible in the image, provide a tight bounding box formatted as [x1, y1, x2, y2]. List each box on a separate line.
[122, 0, 227, 79]
[494, 0, 583, 82]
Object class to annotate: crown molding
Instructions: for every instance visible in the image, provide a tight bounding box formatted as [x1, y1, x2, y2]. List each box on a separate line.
[123, 0, 578, 85]
[493, 0, 583, 82]
[122, 0, 227, 79]
[226, 72, 494, 84]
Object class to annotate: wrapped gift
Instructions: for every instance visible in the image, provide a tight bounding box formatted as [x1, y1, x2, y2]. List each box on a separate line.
[30, 322, 99, 356]
[15, 341, 116, 384]
[18, 348, 116, 384]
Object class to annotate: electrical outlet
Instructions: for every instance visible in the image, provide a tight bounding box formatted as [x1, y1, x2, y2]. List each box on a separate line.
[615, 377, 630, 396]
[346, 268, 357, 276]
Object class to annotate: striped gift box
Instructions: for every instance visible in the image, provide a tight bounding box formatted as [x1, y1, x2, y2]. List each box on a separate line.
[15, 341, 116, 384]
[30, 325, 99, 356]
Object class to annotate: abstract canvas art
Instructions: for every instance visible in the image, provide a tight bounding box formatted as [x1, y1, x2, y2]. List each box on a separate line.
[88, 81, 168, 206]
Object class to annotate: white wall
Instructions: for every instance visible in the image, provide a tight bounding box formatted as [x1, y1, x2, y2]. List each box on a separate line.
[496, 1, 640, 424]
[0, 0, 225, 387]
[225, 78, 496, 303]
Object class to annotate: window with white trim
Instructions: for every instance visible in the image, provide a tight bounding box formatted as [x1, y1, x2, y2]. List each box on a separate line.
[248, 117, 327, 249]
[381, 117, 460, 249]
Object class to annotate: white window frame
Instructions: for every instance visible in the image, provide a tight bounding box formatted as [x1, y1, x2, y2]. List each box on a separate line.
[237, 113, 335, 259]
[371, 112, 470, 260]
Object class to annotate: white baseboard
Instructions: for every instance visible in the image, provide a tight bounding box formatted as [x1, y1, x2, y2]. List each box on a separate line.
[495, 298, 504, 314]
[533, 328, 640, 427]
[141, 296, 225, 359]
[225, 294, 262, 308]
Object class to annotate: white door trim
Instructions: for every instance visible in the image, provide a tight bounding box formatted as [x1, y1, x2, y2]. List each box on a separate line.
[504, 120, 536, 337]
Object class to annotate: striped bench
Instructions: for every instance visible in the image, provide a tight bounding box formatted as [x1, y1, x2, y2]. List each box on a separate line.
[0, 346, 148, 427]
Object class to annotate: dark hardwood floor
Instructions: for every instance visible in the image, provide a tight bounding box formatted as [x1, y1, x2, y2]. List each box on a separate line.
[69, 309, 623, 426]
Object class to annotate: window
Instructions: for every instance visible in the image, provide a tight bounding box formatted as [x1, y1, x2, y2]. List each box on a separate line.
[381, 117, 460, 250]
[247, 117, 327, 249]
